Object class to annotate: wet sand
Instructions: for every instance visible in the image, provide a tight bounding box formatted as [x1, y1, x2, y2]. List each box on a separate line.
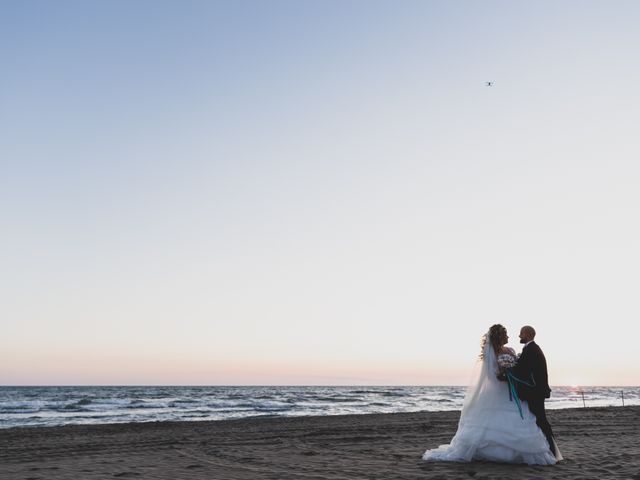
[1, 406, 639, 479]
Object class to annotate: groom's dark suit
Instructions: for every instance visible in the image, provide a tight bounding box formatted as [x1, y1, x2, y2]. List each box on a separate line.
[512, 341, 556, 455]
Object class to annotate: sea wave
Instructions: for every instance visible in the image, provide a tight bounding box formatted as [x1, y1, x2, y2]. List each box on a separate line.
[1, 386, 637, 429]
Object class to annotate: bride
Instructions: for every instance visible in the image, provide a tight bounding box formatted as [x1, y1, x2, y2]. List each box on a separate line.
[422, 324, 562, 465]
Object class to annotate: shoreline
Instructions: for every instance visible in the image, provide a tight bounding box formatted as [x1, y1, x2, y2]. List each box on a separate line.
[0, 402, 634, 432]
[0, 403, 632, 431]
[1, 406, 638, 479]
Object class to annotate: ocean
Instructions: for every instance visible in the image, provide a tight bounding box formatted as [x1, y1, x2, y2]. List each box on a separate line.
[0, 385, 636, 429]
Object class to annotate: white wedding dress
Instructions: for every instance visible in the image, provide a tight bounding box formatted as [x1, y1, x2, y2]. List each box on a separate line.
[422, 336, 562, 465]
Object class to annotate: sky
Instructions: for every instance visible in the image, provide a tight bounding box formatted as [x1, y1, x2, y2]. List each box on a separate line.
[1, 0, 639, 386]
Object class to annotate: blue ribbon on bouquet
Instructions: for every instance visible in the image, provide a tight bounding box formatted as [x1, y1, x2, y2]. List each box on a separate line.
[506, 369, 536, 419]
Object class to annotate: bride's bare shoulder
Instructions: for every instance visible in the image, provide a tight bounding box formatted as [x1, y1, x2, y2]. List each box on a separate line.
[498, 347, 516, 355]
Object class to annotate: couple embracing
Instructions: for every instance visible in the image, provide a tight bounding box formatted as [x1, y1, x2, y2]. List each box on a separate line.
[423, 324, 563, 465]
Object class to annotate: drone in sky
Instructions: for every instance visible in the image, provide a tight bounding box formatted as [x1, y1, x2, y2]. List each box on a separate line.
[486, 81, 494, 87]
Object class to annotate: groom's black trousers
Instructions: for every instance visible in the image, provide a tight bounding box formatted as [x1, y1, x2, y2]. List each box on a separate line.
[527, 397, 556, 455]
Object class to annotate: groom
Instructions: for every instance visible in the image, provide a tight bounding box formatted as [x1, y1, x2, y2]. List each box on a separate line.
[511, 325, 557, 456]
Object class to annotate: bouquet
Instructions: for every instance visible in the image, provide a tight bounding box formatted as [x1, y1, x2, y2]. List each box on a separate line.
[496, 353, 518, 381]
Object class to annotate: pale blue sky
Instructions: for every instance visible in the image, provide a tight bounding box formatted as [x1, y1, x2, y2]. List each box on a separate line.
[2, 1, 640, 385]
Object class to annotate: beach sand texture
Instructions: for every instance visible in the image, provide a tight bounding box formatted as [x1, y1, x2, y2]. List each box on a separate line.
[1, 406, 639, 479]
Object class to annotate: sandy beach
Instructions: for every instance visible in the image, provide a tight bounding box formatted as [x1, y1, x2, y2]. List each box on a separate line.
[1, 406, 638, 479]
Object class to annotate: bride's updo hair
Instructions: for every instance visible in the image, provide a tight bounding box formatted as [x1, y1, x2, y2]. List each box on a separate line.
[480, 324, 508, 359]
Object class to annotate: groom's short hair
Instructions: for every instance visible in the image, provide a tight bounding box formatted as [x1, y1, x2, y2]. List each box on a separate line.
[522, 325, 536, 338]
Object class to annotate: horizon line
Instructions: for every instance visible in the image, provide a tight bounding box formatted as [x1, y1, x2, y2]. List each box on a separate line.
[2, 384, 638, 388]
